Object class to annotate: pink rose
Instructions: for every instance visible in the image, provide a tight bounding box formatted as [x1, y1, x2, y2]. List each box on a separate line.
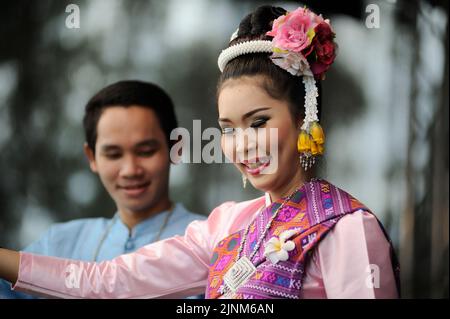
[266, 14, 288, 37]
[266, 7, 337, 79]
[267, 8, 316, 53]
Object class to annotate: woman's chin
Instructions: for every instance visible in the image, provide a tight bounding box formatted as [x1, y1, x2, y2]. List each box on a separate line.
[248, 174, 276, 192]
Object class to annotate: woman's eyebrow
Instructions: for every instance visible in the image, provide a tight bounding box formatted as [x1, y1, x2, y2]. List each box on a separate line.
[218, 107, 270, 123]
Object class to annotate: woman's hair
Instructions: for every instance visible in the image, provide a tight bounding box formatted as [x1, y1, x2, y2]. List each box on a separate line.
[217, 5, 322, 123]
[83, 80, 178, 153]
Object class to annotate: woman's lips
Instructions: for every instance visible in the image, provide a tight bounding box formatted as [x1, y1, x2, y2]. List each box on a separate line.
[241, 157, 271, 175]
[119, 182, 150, 197]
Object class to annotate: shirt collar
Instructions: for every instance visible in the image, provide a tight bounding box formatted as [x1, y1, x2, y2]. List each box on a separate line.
[114, 206, 174, 239]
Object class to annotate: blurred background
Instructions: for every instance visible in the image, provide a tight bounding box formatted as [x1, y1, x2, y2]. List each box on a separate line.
[0, 0, 448, 298]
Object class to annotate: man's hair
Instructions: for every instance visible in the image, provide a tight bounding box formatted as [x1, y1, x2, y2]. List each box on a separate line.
[83, 80, 178, 152]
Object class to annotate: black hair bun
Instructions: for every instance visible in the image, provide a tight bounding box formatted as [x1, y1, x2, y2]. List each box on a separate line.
[237, 5, 287, 38]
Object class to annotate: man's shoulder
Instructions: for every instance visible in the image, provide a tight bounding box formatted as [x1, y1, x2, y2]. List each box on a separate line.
[41, 216, 111, 243]
[23, 216, 112, 257]
[49, 216, 109, 233]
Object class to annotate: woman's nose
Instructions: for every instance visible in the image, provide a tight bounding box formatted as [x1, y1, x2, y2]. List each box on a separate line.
[235, 128, 258, 161]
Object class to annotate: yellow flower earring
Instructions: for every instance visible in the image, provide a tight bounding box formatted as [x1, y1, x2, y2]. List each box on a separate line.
[297, 130, 311, 154]
[297, 121, 325, 170]
[310, 122, 325, 146]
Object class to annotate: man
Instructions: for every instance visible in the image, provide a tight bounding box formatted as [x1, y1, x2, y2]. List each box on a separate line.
[0, 80, 204, 298]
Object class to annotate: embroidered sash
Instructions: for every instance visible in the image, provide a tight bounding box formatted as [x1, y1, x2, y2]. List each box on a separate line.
[206, 179, 400, 299]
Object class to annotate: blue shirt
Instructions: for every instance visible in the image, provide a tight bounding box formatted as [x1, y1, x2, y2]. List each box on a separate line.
[0, 203, 204, 299]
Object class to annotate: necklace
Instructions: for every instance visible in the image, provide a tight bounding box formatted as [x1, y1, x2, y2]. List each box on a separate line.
[92, 204, 175, 261]
[222, 189, 299, 295]
[153, 205, 174, 242]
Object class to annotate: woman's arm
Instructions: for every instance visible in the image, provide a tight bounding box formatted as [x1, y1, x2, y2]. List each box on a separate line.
[0, 248, 20, 284]
[1, 201, 248, 299]
[14, 232, 211, 298]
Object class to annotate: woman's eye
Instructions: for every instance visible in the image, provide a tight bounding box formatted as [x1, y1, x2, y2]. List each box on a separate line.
[251, 118, 268, 128]
[221, 127, 235, 135]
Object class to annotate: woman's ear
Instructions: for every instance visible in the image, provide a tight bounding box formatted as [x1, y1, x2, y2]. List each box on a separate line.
[83, 143, 98, 173]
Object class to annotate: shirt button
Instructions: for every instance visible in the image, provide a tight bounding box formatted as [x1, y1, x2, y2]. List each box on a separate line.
[125, 242, 135, 251]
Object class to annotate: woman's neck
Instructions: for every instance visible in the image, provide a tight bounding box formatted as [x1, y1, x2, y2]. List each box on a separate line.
[268, 169, 314, 202]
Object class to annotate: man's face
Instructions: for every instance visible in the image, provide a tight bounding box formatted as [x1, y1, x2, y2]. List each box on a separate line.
[84, 106, 171, 216]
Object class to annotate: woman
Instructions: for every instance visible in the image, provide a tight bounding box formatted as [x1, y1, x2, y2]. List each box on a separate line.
[0, 5, 399, 299]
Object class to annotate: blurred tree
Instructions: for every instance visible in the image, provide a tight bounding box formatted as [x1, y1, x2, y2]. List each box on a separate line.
[394, 0, 449, 298]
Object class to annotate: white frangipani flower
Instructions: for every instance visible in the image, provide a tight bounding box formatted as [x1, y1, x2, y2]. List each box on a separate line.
[264, 229, 297, 264]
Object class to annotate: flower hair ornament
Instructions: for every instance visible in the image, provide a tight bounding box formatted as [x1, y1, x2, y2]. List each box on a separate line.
[218, 7, 337, 170]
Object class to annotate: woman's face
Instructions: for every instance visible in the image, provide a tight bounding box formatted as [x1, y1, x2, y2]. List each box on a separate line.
[218, 75, 304, 198]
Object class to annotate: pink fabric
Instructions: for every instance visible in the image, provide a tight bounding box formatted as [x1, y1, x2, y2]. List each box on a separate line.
[300, 210, 398, 298]
[13, 198, 398, 299]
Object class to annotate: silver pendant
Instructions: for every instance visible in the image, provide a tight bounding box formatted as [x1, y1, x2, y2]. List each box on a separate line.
[223, 256, 256, 293]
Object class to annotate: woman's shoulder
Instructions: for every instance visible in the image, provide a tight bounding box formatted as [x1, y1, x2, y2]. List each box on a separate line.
[210, 196, 265, 215]
[312, 178, 373, 215]
[333, 209, 383, 235]
[315, 179, 387, 229]
[205, 196, 266, 233]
